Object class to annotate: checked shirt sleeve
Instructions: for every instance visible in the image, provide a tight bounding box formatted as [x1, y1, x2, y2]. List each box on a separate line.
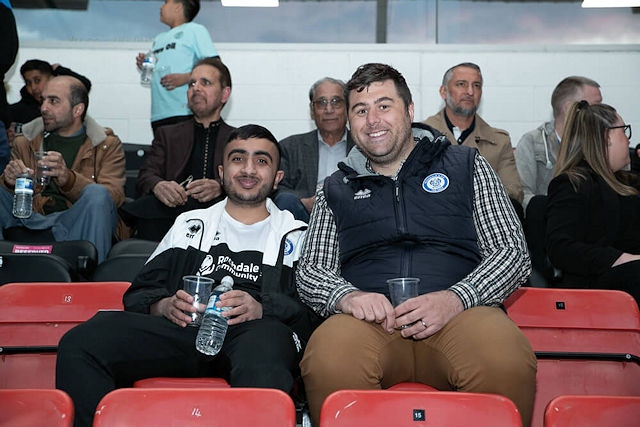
[296, 189, 359, 318]
[449, 154, 531, 309]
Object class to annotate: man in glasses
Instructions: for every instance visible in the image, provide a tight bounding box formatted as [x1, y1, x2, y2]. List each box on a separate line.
[274, 77, 355, 222]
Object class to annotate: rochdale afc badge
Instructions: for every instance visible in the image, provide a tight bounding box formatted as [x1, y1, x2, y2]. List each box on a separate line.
[423, 173, 449, 193]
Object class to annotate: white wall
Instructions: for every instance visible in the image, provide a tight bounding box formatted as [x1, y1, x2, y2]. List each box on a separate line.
[6, 42, 640, 147]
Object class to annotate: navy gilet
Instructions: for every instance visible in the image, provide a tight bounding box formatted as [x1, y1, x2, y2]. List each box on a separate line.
[324, 135, 481, 297]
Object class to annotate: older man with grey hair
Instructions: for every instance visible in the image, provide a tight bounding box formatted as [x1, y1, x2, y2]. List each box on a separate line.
[274, 77, 355, 222]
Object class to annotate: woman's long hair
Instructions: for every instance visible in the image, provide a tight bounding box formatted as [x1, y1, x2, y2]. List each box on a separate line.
[554, 101, 637, 196]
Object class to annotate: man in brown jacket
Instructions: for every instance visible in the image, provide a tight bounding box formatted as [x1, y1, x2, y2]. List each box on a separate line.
[423, 62, 524, 216]
[120, 57, 234, 241]
[0, 75, 125, 262]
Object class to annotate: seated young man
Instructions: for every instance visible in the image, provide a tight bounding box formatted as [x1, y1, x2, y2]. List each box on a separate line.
[56, 124, 321, 427]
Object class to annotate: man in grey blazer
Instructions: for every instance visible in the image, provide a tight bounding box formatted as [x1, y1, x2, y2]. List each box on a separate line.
[275, 77, 355, 222]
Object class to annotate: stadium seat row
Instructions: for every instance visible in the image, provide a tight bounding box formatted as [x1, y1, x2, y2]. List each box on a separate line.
[0, 283, 638, 427]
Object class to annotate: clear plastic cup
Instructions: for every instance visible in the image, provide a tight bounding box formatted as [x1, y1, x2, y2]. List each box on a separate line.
[387, 277, 420, 307]
[34, 151, 51, 186]
[183, 275, 214, 327]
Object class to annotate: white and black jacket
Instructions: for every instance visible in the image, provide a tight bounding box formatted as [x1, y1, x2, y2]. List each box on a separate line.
[123, 198, 322, 342]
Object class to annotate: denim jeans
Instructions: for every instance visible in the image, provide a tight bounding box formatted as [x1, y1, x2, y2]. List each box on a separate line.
[0, 184, 117, 262]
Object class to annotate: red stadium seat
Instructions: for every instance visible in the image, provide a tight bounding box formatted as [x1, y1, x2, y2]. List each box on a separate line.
[0, 281, 130, 389]
[93, 387, 296, 427]
[133, 377, 230, 388]
[0, 388, 74, 427]
[544, 395, 640, 427]
[319, 390, 522, 427]
[504, 287, 640, 427]
[504, 287, 640, 351]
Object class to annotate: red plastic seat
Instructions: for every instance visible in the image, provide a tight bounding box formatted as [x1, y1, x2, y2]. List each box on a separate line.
[544, 395, 640, 427]
[133, 377, 230, 388]
[0, 388, 74, 426]
[0, 281, 131, 389]
[319, 390, 522, 427]
[504, 287, 640, 427]
[504, 287, 640, 352]
[93, 387, 297, 427]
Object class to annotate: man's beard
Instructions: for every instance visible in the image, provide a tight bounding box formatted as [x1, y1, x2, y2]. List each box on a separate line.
[446, 92, 477, 118]
[223, 175, 274, 207]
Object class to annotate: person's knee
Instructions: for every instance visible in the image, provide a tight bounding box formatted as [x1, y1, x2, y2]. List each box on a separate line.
[273, 192, 299, 208]
[228, 323, 297, 391]
[273, 192, 309, 222]
[58, 312, 123, 357]
[301, 315, 382, 381]
[231, 359, 295, 392]
[80, 184, 114, 209]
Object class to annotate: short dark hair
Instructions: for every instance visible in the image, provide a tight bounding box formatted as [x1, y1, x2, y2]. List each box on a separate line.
[225, 124, 282, 168]
[176, 0, 200, 22]
[551, 76, 601, 120]
[193, 56, 231, 89]
[20, 59, 54, 78]
[68, 78, 89, 122]
[346, 63, 412, 110]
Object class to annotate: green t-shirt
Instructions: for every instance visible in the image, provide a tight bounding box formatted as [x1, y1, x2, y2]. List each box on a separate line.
[41, 131, 86, 214]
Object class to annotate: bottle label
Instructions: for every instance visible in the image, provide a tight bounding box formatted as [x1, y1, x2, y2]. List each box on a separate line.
[15, 176, 34, 194]
[204, 292, 230, 315]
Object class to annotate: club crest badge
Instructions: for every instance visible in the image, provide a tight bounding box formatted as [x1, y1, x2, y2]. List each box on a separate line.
[284, 238, 294, 256]
[422, 173, 449, 193]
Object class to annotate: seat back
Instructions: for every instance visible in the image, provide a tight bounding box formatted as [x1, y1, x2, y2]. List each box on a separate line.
[107, 238, 158, 258]
[504, 287, 640, 353]
[2, 225, 55, 242]
[544, 395, 640, 427]
[91, 254, 149, 282]
[0, 240, 98, 280]
[504, 287, 640, 427]
[93, 388, 297, 427]
[122, 142, 151, 200]
[0, 253, 72, 285]
[0, 389, 74, 427]
[0, 281, 130, 389]
[319, 390, 522, 427]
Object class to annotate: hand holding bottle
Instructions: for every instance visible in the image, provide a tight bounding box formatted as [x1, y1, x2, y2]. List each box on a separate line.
[218, 290, 263, 325]
[3, 159, 31, 187]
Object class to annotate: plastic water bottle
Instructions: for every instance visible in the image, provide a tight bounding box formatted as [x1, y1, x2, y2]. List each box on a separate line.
[196, 276, 234, 356]
[140, 51, 156, 87]
[12, 172, 34, 218]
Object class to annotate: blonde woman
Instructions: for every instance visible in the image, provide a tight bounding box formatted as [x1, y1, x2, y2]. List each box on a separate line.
[546, 101, 639, 303]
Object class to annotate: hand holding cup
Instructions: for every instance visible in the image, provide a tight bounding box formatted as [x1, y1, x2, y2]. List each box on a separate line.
[387, 277, 420, 329]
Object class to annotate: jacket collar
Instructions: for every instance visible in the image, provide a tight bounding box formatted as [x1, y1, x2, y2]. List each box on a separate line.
[340, 123, 448, 177]
[21, 115, 108, 148]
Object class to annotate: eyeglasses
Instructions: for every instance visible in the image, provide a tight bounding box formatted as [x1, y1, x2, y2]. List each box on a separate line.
[608, 124, 632, 140]
[312, 97, 345, 110]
